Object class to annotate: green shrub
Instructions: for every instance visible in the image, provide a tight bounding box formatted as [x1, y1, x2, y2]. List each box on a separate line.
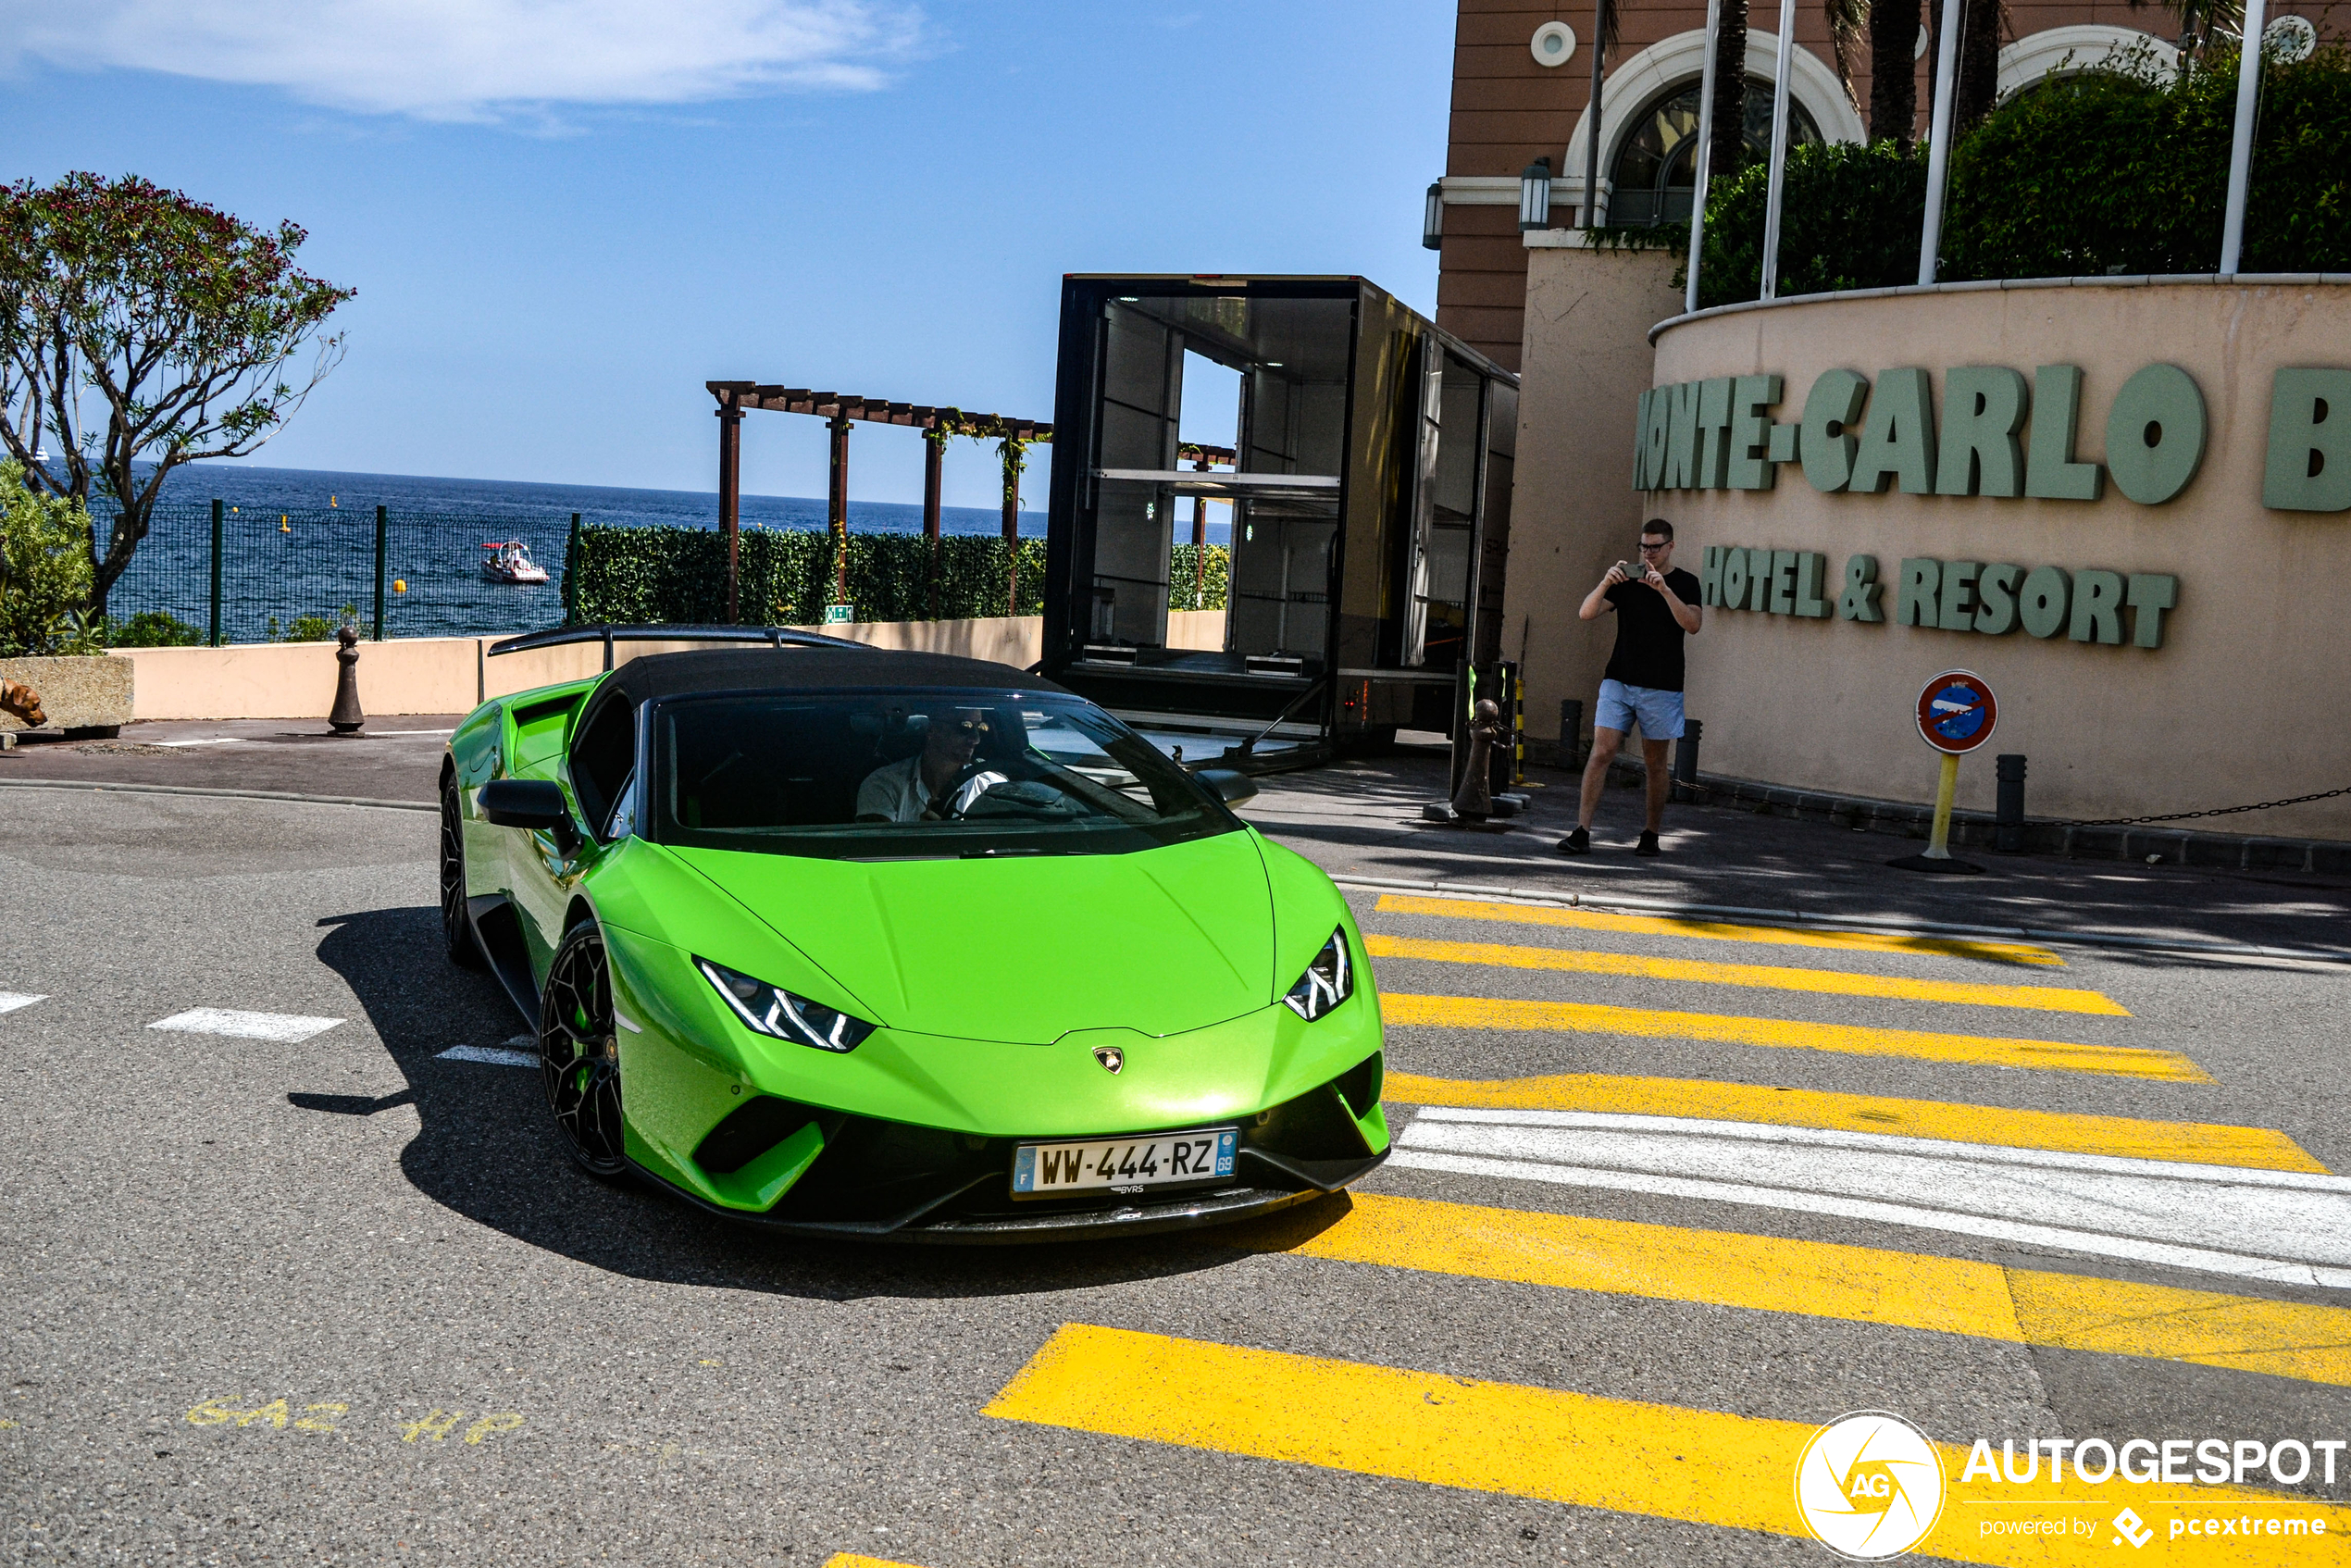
[1945, 44, 2351, 279]
[106, 609, 203, 647]
[270, 604, 355, 642]
[1168, 544, 1229, 612]
[1693, 44, 2351, 302]
[1696, 140, 1929, 308]
[0, 460, 100, 656]
[566, 526, 1231, 627]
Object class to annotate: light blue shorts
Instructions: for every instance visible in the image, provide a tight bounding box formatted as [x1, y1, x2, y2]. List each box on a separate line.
[1596, 678, 1686, 740]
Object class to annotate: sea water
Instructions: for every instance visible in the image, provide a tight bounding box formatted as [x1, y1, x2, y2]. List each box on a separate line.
[98, 463, 1053, 644]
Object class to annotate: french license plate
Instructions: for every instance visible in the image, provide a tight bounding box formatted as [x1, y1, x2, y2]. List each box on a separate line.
[1012, 1127, 1238, 1198]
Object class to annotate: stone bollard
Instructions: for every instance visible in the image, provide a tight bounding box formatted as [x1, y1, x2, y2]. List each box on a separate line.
[1995, 753, 2027, 852]
[329, 625, 365, 735]
[1449, 698, 1505, 822]
[1671, 718, 1704, 803]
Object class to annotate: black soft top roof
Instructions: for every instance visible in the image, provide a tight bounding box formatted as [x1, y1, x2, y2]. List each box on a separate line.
[603, 646, 1070, 704]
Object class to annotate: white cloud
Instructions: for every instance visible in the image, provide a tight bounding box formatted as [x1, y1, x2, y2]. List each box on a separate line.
[0, 0, 922, 120]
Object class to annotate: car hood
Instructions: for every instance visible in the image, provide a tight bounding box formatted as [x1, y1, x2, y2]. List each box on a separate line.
[668, 830, 1277, 1044]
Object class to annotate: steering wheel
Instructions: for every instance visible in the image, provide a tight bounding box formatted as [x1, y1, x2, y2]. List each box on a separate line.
[936, 761, 1011, 820]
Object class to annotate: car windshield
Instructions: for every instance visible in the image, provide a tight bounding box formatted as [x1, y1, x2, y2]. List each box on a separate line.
[651, 687, 1239, 860]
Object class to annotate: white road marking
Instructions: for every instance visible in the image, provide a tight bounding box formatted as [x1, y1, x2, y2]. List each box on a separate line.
[147, 1008, 343, 1042]
[437, 1044, 537, 1068]
[1394, 1107, 2351, 1289]
[0, 992, 45, 1014]
[152, 737, 244, 747]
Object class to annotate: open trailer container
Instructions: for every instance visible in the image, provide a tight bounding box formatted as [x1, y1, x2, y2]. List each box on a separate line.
[1041, 274, 1519, 770]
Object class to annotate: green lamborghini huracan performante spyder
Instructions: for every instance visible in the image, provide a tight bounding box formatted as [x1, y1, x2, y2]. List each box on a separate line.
[440, 630, 1387, 1240]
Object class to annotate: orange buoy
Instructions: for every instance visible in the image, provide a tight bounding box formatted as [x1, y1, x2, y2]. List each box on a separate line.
[392, 579, 407, 593]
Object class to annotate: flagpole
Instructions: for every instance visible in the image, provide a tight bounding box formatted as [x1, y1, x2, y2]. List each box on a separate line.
[1684, 0, 1725, 312]
[2218, 0, 2269, 275]
[1916, 0, 1966, 284]
[1583, 0, 1611, 226]
[1758, 0, 1798, 298]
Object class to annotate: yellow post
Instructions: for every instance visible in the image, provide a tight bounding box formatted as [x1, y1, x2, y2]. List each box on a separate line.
[1922, 751, 1960, 860]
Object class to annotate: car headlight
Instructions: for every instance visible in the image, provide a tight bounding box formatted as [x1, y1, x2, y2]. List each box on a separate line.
[1282, 927, 1354, 1021]
[696, 956, 877, 1053]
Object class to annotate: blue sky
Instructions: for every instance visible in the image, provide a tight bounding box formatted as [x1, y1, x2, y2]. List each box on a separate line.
[0, 3, 1452, 511]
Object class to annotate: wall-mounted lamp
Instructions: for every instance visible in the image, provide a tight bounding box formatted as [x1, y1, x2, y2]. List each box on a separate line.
[1519, 158, 1553, 231]
[1423, 181, 1444, 251]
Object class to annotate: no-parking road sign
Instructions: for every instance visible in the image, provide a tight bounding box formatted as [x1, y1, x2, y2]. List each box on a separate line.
[1915, 669, 1998, 754]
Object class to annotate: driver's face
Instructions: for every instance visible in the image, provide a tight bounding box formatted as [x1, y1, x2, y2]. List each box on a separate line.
[925, 709, 989, 764]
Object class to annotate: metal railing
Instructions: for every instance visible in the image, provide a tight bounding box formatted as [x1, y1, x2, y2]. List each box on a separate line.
[96, 504, 1235, 646]
[101, 503, 578, 645]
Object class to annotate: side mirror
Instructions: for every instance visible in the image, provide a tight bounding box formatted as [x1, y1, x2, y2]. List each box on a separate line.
[480, 778, 578, 852]
[1196, 767, 1258, 807]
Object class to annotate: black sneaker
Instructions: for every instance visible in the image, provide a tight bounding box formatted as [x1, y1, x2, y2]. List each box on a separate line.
[1634, 830, 1661, 856]
[1556, 827, 1591, 855]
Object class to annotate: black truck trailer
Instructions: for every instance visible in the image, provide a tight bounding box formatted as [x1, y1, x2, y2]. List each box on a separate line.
[1041, 274, 1520, 769]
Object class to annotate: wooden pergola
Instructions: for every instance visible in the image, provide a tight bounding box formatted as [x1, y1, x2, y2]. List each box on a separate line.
[706, 380, 1231, 621]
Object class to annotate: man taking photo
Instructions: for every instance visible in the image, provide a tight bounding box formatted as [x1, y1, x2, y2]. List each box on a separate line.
[1558, 519, 1701, 857]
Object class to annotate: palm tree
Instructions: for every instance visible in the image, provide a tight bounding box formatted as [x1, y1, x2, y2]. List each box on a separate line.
[1953, 0, 2004, 133]
[1825, 0, 1870, 120]
[1868, 0, 1921, 145]
[1709, 0, 1750, 181]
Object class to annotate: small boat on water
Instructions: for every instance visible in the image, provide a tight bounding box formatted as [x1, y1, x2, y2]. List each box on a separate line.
[480, 540, 550, 585]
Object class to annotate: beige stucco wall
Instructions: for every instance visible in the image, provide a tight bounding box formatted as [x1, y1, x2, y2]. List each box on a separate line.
[1645, 278, 2351, 839]
[1503, 238, 1686, 753]
[109, 610, 1228, 722]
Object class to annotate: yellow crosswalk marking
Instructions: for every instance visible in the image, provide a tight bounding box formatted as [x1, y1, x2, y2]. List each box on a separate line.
[1381, 1070, 2323, 1170]
[1376, 893, 2063, 966]
[987, 1325, 2351, 1564]
[1381, 993, 2209, 1080]
[823, 1558, 925, 1568]
[1244, 1191, 2351, 1388]
[1366, 933, 2127, 1015]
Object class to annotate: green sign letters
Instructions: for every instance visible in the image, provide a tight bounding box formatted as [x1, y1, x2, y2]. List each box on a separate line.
[1639, 364, 2349, 512]
[1700, 546, 2180, 649]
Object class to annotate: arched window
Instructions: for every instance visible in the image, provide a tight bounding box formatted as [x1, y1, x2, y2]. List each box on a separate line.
[1608, 77, 1822, 227]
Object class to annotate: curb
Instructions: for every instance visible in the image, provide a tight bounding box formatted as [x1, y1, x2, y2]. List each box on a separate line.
[0, 778, 437, 814]
[1330, 873, 2351, 966]
[1523, 747, 2348, 875]
[1689, 773, 2351, 876]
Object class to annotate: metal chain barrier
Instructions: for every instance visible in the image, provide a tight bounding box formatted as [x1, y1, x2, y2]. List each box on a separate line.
[2056, 784, 2351, 828]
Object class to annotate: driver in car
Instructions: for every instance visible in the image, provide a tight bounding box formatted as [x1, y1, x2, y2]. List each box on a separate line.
[855, 706, 1001, 822]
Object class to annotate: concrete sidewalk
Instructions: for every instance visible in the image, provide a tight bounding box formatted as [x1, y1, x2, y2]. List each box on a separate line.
[6, 718, 2345, 952]
[0, 716, 460, 803]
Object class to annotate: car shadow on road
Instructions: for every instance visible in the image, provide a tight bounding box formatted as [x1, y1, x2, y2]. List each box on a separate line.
[305, 902, 1320, 1303]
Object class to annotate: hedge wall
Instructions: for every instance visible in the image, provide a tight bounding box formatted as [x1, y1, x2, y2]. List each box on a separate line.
[1946, 44, 2351, 278]
[1168, 543, 1229, 612]
[566, 527, 1230, 626]
[1694, 141, 1928, 308]
[1691, 44, 2351, 305]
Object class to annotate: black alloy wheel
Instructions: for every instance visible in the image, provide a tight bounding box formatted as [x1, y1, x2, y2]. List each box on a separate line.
[440, 780, 485, 969]
[541, 922, 628, 1179]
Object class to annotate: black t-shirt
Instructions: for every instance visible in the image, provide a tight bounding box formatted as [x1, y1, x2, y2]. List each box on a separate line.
[1602, 568, 1701, 692]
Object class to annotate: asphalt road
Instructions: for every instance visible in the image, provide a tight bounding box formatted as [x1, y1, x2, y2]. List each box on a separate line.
[6, 782, 2351, 1566]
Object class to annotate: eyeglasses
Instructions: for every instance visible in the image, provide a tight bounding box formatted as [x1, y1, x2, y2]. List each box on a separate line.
[1637, 541, 1668, 554]
[947, 717, 990, 737]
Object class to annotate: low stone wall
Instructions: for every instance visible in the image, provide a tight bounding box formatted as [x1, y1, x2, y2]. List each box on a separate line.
[0, 654, 135, 735]
[106, 610, 1229, 721]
